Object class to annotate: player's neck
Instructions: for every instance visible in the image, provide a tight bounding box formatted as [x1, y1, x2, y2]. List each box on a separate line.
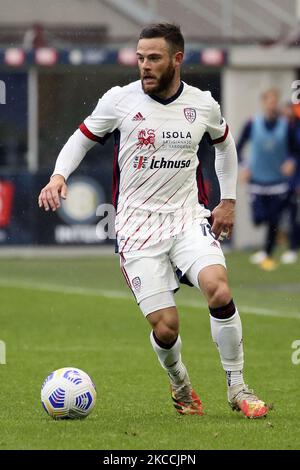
[154, 78, 182, 100]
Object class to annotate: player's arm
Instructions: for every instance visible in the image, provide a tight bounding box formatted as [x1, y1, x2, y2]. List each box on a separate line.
[213, 133, 237, 240]
[206, 98, 238, 240]
[38, 87, 120, 212]
[38, 130, 95, 211]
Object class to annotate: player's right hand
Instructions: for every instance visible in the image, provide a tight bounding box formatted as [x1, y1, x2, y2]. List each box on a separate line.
[38, 174, 67, 212]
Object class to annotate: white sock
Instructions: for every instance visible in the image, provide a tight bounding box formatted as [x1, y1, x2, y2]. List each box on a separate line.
[225, 370, 244, 387]
[210, 307, 244, 388]
[150, 331, 187, 384]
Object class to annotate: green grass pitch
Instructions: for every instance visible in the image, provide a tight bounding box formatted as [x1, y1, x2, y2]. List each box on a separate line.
[0, 251, 299, 450]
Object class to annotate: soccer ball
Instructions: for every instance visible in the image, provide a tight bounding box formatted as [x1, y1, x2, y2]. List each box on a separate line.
[41, 367, 97, 419]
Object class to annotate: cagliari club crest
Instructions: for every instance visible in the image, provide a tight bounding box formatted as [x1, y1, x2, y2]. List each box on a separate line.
[184, 108, 196, 123]
[132, 276, 141, 291]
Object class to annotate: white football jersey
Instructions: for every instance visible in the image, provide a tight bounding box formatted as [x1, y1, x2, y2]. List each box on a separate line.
[79, 80, 228, 253]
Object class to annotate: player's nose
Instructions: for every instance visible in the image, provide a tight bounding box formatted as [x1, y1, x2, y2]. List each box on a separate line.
[142, 59, 151, 70]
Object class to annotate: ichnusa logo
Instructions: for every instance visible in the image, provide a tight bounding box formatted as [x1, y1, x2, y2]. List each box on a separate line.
[133, 155, 148, 170]
[150, 156, 191, 169]
[133, 155, 190, 170]
[0, 80, 6, 104]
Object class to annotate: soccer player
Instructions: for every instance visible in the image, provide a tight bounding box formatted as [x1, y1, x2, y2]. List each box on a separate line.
[38, 23, 268, 419]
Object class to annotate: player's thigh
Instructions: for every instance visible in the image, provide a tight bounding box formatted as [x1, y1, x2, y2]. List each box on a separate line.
[170, 222, 226, 289]
[120, 248, 179, 315]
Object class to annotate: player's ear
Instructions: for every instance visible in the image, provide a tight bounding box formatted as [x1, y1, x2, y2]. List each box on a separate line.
[174, 51, 184, 66]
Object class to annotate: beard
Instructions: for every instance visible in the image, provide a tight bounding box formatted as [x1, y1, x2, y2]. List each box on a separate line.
[142, 62, 176, 96]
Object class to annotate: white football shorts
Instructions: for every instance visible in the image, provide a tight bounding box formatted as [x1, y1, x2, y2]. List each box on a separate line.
[120, 221, 226, 316]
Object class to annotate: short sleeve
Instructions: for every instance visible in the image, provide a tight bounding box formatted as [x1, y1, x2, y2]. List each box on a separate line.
[206, 97, 229, 145]
[79, 86, 121, 143]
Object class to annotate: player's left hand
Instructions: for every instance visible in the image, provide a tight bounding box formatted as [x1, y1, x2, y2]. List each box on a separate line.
[211, 199, 235, 240]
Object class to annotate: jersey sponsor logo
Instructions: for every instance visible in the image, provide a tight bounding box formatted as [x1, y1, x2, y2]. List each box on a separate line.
[132, 112, 145, 121]
[133, 155, 148, 170]
[184, 107, 196, 123]
[162, 131, 192, 139]
[150, 156, 190, 169]
[131, 276, 141, 291]
[136, 129, 155, 149]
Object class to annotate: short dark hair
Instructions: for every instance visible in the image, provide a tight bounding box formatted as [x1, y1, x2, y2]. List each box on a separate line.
[139, 23, 184, 54]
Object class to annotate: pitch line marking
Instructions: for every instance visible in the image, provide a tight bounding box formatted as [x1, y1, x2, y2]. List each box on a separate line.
[0, 279, 299, 320]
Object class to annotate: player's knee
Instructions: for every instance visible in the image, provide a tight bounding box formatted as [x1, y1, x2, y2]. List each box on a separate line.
[147, 305, 179, 343]
[153, 321, 179, 344]
[206, 281, 231, 308]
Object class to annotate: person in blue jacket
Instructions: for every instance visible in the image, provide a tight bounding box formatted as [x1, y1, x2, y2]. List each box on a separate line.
[237, 88, 293, 270]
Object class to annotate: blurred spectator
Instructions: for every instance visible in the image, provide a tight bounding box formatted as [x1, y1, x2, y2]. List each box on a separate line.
[237, 88, 291, 271]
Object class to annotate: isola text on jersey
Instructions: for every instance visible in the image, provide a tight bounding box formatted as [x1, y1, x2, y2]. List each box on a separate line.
[162, 131, 192, 139]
